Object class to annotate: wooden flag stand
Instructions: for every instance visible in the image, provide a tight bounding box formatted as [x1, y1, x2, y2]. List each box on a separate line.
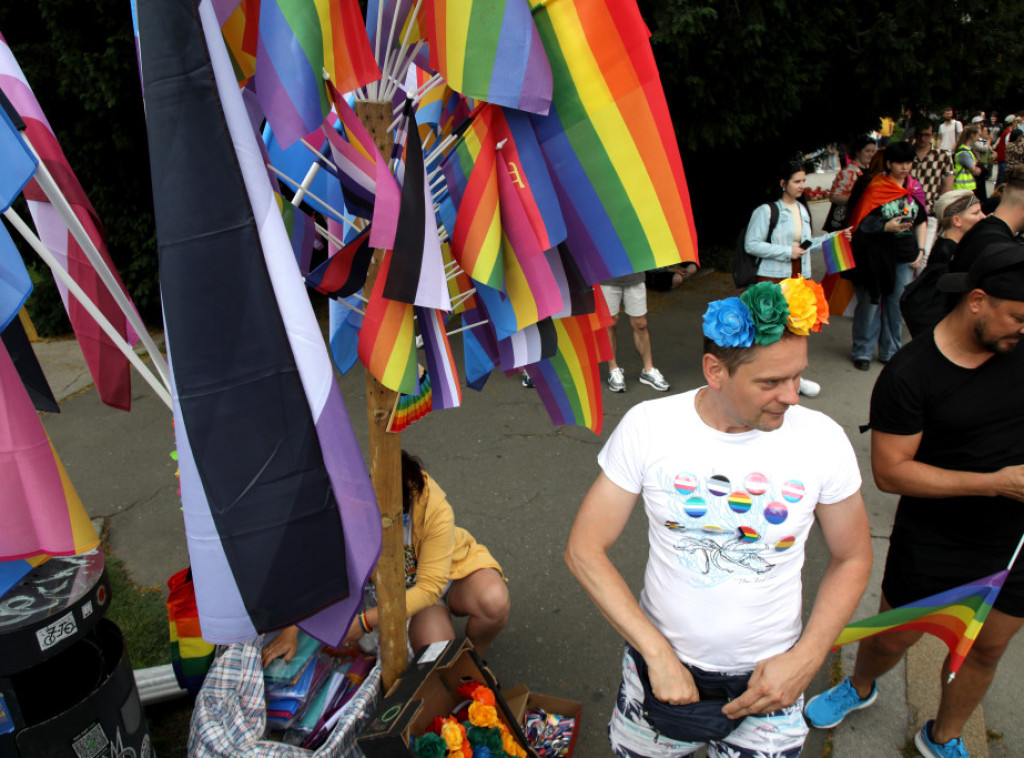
[354, 100, 408, 691]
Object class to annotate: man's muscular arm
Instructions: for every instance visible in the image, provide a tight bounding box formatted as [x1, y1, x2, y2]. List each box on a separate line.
[723, 490, 872, 718]
[566, 472, 698, 705]
[872, 430, 1024, 502]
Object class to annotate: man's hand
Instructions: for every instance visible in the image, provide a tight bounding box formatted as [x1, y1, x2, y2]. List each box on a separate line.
[261, 625, 299, 667]
[991, 464, 1024, 502]
[645, 649, 700, 705]
[721, 648, 818, 718]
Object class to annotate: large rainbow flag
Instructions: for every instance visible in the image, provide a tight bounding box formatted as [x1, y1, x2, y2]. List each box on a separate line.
[525, 0, 697, 285]
[424, 0, 552, 115]
[834, 570, 1008, 679]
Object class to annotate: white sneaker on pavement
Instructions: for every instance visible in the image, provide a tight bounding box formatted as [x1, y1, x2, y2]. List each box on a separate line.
[607, 367, 626, 392]
[639, 367, 670, 392]
[798, 377, 821, 397]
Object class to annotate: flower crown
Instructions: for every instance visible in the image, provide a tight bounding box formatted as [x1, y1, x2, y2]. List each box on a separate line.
[703, 278, 829, 348]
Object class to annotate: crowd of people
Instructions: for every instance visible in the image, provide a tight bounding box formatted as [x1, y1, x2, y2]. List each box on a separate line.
[560, 109, 1024, 758]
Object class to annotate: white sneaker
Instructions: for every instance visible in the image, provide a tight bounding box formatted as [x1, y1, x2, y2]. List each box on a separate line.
[799, 377, 821, 397]
[607, 367, 626, 392]
[639, 367, 670, 392]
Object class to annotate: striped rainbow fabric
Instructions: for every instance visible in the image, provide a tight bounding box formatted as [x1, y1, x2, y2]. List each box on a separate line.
[415, 306, 462, 411]
[255, 0, 380, 148]
[442, 107, 502, 288]
[526, 0, 698, 285]
[217, 0, 259, 84]
[387, 371, 433, 433]
[821, 232, 855, 275]
[834, 570, 1008, 678]
[358, 250, 418, 395]
[425, 0, 552, 115]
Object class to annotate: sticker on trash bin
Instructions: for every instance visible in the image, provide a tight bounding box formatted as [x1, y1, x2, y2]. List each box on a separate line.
[36, 610, 77, 651]
[81, 600, 93, 619]
[417, 640, 449, 664]
[0, 693, 14, 736]
[72, 722, 109, 758]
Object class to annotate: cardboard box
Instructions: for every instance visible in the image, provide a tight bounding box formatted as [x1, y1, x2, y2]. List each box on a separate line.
[357, 639, 532, 758]
[504, 684, 582, 758]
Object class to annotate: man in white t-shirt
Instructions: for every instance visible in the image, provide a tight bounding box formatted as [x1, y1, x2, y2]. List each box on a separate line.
[566, 282, 872, 757]
[938, 108, 964, 152]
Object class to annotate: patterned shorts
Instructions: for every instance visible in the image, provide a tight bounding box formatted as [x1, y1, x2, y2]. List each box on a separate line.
[608, 647, 808, 758]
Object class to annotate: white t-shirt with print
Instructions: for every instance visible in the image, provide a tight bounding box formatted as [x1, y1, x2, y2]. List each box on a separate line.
[598, 389, 861, 673]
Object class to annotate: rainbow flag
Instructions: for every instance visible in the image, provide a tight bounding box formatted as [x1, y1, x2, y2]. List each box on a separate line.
[528, 310, 608, 434]
[822, 272, 857, 318]
[358, 250, 418, 394]
[442, 107, 502, 288]
[387, 370, 433, 433]
[834, 570, 1008, 679]
[0, 340, 99, 560]
[424, 0, 552, 115]
[217, 0, 259, 84]
[821, 232, 856, 275]
[255, 0, 380, 148]
[526, 0, 698, 285]
[365, 0, 431, 72]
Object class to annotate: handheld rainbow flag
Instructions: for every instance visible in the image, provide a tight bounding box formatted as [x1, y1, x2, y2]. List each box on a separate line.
[835, 532, 1024, 681]
[821, 232, 855, 275]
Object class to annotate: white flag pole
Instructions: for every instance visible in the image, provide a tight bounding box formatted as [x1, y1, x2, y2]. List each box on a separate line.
[22, 139, 172, 392]
[4, 208, 173, 410]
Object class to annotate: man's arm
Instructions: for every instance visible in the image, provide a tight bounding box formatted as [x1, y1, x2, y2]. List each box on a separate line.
[723, 491, 872, 718]
[872, 430, 1024, 502]
[565, 472, 698, 704]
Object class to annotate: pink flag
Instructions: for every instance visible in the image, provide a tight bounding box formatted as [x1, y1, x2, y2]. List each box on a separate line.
[0, 29, 137, 411]
[0, 341, 98, 559]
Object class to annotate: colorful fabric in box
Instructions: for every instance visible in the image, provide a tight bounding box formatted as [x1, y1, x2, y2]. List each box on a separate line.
[167, 566, 215, 695]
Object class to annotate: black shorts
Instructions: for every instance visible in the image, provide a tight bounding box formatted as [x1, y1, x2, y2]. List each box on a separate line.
[881, 537, 1024, 618]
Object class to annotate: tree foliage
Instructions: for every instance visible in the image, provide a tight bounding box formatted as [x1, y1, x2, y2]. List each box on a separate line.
[1, 1, 158, 334]
[638, 0, 1024, 248]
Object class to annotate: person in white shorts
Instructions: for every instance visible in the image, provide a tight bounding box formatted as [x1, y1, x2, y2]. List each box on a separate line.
[600, 272, 670, 392]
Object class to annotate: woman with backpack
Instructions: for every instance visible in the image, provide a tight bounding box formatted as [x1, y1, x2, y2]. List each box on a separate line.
[743, 160, 832, 396]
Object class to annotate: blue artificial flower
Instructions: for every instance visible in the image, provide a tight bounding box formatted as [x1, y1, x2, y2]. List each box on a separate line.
[702, 297, 755, 348]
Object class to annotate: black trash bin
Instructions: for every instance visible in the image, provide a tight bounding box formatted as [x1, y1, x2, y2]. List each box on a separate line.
[0, 551, 153, 757]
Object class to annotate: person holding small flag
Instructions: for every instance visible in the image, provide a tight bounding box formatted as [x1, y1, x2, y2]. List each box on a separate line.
[805, 244, 1024, 758]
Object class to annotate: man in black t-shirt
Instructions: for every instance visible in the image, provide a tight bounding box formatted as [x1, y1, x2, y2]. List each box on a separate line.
[951, 164, 1024, 273]
[805, 243, 1024, 757]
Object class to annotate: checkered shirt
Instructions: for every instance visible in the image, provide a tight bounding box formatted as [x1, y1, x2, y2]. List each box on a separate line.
[913, 149, 955, 214]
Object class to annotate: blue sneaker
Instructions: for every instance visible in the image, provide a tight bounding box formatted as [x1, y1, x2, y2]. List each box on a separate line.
[803, 677, 877, 728]
[914, 720, 970, 758]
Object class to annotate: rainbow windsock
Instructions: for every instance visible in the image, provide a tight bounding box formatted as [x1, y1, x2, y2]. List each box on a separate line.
[424, 0, 552, 115]
[387, 370, 433, 433]
[834, 570, 1008, 679]
[821, 232, 856, 275]
[526, 0, 698, 285]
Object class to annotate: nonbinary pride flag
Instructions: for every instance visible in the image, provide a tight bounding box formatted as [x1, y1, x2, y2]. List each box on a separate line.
[834, 570, 1007, 680]
[138, 0, 378, 646]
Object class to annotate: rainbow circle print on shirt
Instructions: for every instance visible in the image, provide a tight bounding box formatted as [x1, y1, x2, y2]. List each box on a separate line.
[728, 491, 752, 514]
[684, 496, 708, 518]
[744, 472, 769, 495]
[774, 536, 796, 551]
[781, 480, 805, 503]
[764, 501, 789, 525]
[707, 474, 731, 497]
[737, 525, 760, 542]
[674, 473, 698, 494]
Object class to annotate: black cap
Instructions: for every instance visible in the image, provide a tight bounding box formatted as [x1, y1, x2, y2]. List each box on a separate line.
[937, 242, 1024, 299]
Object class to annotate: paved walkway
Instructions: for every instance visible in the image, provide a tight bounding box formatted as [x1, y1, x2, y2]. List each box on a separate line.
[32, 268, 1021, 756]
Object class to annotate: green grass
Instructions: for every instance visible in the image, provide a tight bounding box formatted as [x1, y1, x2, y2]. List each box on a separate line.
[103, 551, 170, 669]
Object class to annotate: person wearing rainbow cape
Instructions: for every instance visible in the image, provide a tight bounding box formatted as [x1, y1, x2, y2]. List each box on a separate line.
[566, 279, 872, 757]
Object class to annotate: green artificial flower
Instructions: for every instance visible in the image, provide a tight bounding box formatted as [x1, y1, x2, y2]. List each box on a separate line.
[414, 732, 447, 758]
[467, 725, 505, 754]
[740, 281, 790, 345]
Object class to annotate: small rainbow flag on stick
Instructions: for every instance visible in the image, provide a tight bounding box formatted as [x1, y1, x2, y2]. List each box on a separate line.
[821, 232, 855, 275]
[835, 532, 1024, 681]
